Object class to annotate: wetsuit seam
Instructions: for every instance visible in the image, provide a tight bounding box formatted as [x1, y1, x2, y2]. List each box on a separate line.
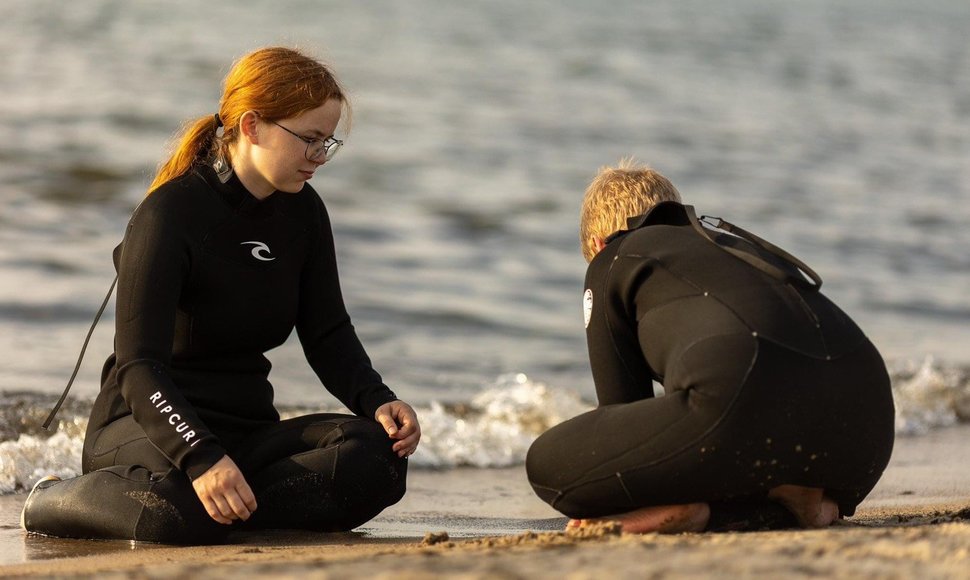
[615, 256, 756, 332]
[631, 332, 758, 466]
[644, 259, 854, 359]
[87, 436, 138, 461]
[633, 293, 707, 320]
[82, 469, 151, 539]
[664, 266, 758, 334]
[659, 257, 855, 360]
[789, 288, 830, 356]
[331, 428, 342, 481]
[615, 472, 635, 503]
[132, 482, 151, 539]
[559, 335, 760, 498]
[603, 254, 660, 389]
[751, 333, 866, 361]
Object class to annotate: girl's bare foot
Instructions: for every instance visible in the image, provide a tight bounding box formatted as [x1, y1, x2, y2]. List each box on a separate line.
[567, 502, 710, 534]
[767, 485, 839, 528]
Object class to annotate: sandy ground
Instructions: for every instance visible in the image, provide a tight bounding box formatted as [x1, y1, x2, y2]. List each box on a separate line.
[2, 505, 970, 579]
[1, 425, 969, 579]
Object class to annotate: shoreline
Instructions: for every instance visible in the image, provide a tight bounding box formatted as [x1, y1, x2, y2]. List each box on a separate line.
[2, 425, 969, 578]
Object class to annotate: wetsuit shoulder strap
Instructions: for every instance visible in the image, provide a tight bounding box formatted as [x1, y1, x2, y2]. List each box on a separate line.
[43, 275, 118, 430]
[683, 205, 823, 290]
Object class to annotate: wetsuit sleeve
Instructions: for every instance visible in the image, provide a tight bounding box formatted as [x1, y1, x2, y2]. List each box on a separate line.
[114, 192, 226, 480]
[296, 195, 398, 419]
[584, 245, 657, 406]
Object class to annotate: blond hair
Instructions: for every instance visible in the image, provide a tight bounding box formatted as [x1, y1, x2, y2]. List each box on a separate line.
[579, 158, 682, 262]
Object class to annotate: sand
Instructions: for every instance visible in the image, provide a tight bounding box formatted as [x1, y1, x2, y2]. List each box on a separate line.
[2, 425, 969, 579]
[2, 506, 970, 579]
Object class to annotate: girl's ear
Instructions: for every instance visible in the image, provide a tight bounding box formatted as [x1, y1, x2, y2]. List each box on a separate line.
[239, 111, 260, 143]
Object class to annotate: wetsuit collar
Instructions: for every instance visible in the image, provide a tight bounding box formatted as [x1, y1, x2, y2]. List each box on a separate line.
[605, 201, 690, 244]
[199, 162, 278, 216]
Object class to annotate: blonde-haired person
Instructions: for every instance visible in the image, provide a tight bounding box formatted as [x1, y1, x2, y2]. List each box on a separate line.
[22, 47, 420, 544]
[579, 158, 682, 262]
[526, 160, 894, 533]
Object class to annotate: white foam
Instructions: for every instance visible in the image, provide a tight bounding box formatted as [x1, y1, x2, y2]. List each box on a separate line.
[3, 362, 970, 494]
[409, 373, 592, 468]
[892, 356, 970, 436]
[0, 432, 82, 494]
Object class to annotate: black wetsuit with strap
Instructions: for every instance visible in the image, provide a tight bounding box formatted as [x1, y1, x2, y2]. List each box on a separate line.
[526, 202, 895, 521]
[23, 164, 407, 543]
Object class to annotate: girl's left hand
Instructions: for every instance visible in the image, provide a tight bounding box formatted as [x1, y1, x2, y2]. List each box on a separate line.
[374, 400, 421, 458]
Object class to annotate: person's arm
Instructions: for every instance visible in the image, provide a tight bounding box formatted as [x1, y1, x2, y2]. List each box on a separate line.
[584, 243, 657, 406]
[117, 189, 257, 523]
[295, 194, 400, 419]
[295, 194, 421, 456]
[113, 190, 227, 480]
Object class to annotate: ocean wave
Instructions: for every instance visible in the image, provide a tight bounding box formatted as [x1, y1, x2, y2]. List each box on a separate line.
[890, 356, 970, 436]
[406, 373, 591, 469]
[0, 433, 81, 494]
[2, 362, 969, 494]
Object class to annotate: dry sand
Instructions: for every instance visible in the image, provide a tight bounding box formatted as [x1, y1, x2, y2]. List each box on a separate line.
[2, 425, 969, 579]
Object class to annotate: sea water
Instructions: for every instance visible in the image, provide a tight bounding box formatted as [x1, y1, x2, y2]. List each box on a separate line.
[1, 0, 969, 554]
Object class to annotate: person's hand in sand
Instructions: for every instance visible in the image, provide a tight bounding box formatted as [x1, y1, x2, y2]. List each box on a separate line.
[192, 455, 258, 525]
[375, 401, 421, 458]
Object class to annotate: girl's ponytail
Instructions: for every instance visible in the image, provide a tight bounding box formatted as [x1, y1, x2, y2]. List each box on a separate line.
[147, 113, 221, 194]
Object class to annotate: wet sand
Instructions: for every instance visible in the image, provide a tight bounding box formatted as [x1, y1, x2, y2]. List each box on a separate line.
[2, 425, 969, 579]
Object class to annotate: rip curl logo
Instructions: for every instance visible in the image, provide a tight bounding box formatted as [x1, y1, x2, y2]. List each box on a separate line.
[583, 288, 593, 328]
[241, 241, 276, 261]
[149, 391, 201, 447]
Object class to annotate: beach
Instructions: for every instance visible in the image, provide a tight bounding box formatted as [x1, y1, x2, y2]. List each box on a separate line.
[5, 512, 970, 579]
[2, 0, 969, 578]
[1, 424, 968, 579]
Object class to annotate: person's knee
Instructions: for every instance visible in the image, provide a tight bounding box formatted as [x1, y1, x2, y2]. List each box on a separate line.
[525, 430, 569, 510]
[525, 444, 545, 488]
[526, 435, 638, 520]
[525, 429, 560, 487]
[336, 419, 408, 501]
[313, 421, 407, 530]
[337, 416, 392, 446]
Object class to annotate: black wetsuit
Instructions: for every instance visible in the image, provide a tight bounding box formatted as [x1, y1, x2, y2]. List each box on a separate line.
[23, 164, 406, 543]
[526, 202, 895, 521]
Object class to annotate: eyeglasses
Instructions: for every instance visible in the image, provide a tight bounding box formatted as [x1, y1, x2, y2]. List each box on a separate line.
[268, 120, 343, 162]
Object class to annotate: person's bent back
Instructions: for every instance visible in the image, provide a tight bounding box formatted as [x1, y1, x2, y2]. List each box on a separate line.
[526, 160, 894, 533]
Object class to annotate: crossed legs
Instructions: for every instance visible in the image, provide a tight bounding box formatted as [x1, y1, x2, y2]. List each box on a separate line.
[24, 414, 406, 543]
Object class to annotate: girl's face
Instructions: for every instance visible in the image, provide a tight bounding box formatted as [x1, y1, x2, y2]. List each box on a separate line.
[242, 98, 343, 197]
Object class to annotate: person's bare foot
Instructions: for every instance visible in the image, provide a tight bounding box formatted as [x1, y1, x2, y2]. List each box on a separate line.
[567, 502, 710, 534]
[767, 485, 839, 528]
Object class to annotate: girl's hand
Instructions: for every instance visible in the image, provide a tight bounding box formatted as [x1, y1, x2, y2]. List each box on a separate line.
[374, 400, 421, 458]
[192, 455, 257, 525]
